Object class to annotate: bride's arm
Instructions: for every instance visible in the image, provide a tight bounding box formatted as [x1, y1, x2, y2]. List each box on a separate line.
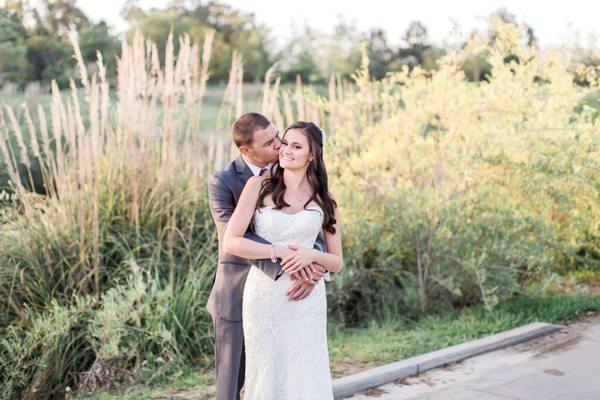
[320, 214, 343, 273]
[223, 176, 290, 260]
[282, 204, 344, 274]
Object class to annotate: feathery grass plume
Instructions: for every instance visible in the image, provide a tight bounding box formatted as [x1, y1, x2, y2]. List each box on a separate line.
[216, 50, 243, 133]
[192, 29, 215, 137]
[282, 89, 295, 127]
[3, 106, 35, 192]
[294, 73, 306, 120]
[261, 61, 281, 114]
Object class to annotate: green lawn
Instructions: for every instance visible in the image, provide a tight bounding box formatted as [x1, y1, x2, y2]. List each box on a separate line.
[73, 293, 600, 400]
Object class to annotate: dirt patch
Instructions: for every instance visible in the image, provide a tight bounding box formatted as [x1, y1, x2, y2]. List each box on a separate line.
[563, 309, 600, 330]
[586, 282, 600, 295]
[331, 360, 378, 379]
[361, 387, 388, 397]
[543, 369, 565, 376]
[534, 332, 583, 356]
[498, 310, 600, 359]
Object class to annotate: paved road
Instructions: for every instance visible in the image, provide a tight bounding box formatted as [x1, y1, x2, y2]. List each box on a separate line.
[347, 315, 600, 400]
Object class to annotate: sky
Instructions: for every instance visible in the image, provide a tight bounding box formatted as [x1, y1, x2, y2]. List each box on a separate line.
[78, 0, 599, 49]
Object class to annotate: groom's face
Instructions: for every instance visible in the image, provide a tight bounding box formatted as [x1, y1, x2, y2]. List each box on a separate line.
[243, 123, 281, 166]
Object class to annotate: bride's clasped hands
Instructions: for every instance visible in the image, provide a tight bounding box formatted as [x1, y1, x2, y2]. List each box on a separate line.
[280, 244, 321, 275]
[272, 244, 327, 299]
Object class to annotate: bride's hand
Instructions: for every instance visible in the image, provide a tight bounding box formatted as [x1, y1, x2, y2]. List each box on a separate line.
[281, 245, 317, 275]
[274, 245, 294, 261]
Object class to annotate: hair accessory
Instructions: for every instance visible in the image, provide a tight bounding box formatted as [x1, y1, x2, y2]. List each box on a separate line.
[320, 128, 328, 147]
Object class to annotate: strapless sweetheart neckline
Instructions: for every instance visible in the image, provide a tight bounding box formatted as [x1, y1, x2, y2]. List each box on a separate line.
[259, 204, 322, 217]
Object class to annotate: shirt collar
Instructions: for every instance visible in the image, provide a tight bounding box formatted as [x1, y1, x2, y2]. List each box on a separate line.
[241, 154, 272, 176]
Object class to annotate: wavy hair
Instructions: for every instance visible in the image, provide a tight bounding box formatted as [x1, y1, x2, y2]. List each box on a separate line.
[257, 121, 337, 234]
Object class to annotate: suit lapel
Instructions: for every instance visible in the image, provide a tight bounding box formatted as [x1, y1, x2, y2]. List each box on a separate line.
[234, 154, 254, 183]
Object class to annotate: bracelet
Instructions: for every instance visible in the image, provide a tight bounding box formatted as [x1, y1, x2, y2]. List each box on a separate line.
[270, 244, 277, 262]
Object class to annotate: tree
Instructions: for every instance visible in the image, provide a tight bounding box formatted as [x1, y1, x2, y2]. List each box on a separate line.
[460, 9, 537, 82]
[363, 28, 394, 79]
[462, 52, 492, 82]
[120, 0, 143, 21]
[395, 21, 444, 72]
[24, 27, 72, 86]
[34, 0, 89, 39]
[196, 1, 271, 81]
[124, 1, 273, 82]
[78, 21, 120, 76]
[404, 20, 429, 48]
[127, 8, 197, 59]
[2, 0, 29, 24]
[279, 24, 324, 83]
[1, 0, 116, 86]
[0, 7, 29, 85]
[488, 8, 537, 47]
[322, 19, 362, 79]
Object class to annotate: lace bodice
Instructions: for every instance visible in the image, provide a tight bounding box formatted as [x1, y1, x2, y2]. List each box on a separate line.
[253, 205, 324, 249]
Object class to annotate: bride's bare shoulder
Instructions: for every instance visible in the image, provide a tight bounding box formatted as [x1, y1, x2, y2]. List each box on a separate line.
[262, 193, 275, 207]
[239, 176, 267, 203]
[247, 175, 267, 185]
[245, 175, 267, 191]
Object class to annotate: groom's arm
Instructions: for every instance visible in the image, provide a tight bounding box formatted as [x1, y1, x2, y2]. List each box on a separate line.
[208, 173, 285, 281]
[208, 174, 327, 283]
[207, 174, 235, 238]
[243, 230, 282, 280]
[314, 231, 331, 281]
[247, 231, 329, 283]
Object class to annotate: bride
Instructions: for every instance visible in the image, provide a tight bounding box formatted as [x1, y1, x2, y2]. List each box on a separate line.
[223, 121, 343, 399]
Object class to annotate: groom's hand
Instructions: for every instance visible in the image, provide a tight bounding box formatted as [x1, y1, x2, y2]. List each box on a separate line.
[290, 263, 325, 285]
[285, 279, 314, 301]
[309, 263, 326, 281]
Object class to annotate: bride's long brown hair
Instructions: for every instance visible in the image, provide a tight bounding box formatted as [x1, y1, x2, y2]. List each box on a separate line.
[257, 121, 337, 234]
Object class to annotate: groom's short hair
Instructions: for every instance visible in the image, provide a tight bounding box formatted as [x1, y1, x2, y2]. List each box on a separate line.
[232, 112, 271, 148]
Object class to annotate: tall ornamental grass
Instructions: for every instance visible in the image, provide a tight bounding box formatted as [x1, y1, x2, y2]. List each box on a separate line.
[0, 30, 221, 399]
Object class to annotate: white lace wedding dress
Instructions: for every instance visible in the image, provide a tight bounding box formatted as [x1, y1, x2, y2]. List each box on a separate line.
[242, 204, 334, 399]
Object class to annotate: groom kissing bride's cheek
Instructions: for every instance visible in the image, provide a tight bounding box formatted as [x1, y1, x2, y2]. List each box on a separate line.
[206, 112, 343, 399]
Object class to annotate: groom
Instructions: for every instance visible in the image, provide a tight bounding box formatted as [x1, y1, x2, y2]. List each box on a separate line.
[206, 112, 328, 400]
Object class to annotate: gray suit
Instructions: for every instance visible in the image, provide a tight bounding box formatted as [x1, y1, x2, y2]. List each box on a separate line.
[206, 155, 326, 399]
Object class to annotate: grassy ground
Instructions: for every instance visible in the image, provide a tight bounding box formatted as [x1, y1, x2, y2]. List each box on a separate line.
[72, 292, 600, 400]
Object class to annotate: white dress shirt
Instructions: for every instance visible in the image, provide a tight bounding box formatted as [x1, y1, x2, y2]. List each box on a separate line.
[241, 154, 272, 176]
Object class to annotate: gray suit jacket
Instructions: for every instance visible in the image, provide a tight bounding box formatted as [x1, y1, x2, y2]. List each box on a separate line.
[206, 155, 327, 321]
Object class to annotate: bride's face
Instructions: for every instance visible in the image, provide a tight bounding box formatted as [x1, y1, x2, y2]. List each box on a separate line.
[279, 129, 313, 170]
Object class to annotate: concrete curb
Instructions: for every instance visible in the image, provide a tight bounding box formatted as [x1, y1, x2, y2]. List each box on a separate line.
[332, 321, 564, 399]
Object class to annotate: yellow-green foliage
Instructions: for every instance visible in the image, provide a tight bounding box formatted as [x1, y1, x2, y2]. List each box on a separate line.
[565, 269, 600, 284]
[275, 19, 599, 319]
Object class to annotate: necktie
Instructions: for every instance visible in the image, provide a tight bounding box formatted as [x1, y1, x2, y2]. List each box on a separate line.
[259, 168, 267, 176]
